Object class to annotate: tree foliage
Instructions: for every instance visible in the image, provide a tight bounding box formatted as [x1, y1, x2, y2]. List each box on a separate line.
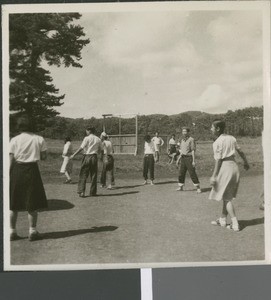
[10, 13, 90, 132]
[38, 106, 263, 141]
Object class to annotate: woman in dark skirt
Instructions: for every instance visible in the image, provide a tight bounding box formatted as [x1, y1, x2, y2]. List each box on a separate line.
[9, 116, 48, 241]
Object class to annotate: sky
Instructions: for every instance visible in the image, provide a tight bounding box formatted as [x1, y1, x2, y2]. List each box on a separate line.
[46, 10, 263, 119]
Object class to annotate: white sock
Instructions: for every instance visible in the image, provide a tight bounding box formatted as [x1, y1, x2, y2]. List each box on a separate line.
[231, 217, 239, 226]
[219, 217, 226, 226]
[29, 227, 37, 234]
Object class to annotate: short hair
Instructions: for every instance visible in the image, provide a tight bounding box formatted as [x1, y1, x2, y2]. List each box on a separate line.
[86, 127, 95, 134]
[17, 115, 32, 132]
[144, 134, 151, 142]
[212, 120, 226, 133]
[64, 137, 71, 144]
[172, 134, 175, 137]
[182, 126, 190, 132]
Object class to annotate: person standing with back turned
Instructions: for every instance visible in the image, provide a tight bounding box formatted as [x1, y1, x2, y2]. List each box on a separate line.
[9, 116, 48, 241]
[70, 127, 102, 198]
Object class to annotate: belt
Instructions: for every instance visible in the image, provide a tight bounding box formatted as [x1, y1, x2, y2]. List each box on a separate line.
[181, 154, 192, 157]
[144, 154, 154, 156]
[222, 156, 235, 162]
[15, 161, 37, 165]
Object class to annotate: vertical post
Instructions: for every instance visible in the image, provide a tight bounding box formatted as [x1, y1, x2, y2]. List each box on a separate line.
[119, 115, 122, 153]
[103, 115, 106, 132]
[135, 114, 138, 156]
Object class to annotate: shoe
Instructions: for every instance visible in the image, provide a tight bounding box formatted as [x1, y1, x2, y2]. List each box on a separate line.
[79, 192, 85, 198]
[176, 186, 183, 191]
[197, 188, 202, 194]
[10, 232, 21, 241]
[29, 231, 43, 241]
[150, 181, 155, 185]
[107, 185, 113, 190]
[211, 219, 226, 227]
[64, 179, 72, 184]
[226, 224, 240, 232]
[143, 181, 148, 185]
[100, 184, 106, 188]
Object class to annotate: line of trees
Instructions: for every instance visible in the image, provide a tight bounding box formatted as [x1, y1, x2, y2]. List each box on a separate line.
[36, 106, 263, 141]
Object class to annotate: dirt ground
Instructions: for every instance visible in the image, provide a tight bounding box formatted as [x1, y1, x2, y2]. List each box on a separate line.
[11, 174, 264, 266]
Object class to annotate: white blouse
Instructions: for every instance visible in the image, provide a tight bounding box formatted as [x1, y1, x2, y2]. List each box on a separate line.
[212, 134, 240, 160]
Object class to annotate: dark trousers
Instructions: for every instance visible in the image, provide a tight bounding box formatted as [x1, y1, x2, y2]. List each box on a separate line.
[178, 156, 200, 185]
[143, 155, 155, 180]
[78, 154, 98, 195]
[100, 155, 115, 186]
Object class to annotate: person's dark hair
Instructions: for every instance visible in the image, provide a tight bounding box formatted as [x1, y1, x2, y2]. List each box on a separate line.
[172, 134, 175, 137]
[144, 134, 151, 142]
[17, 115, 32, 132]
[212, 120, 226, 134]
[182, 126, 190, 132]
[86, 127, 95, 134]
[64, 137, 71, 144]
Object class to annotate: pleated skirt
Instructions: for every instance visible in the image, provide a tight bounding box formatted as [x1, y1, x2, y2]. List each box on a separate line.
[10, 162, 47, 211]
[209, 160, 240, 201]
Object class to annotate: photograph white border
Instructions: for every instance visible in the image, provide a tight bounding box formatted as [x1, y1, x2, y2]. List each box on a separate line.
[2, 1, 271, 271]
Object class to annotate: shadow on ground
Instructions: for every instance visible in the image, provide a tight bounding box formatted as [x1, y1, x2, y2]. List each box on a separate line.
[239, 217, 264, 230]
[40, 226, 118, 240]
[98, 191, 139, 197]
[40, 199, 75, 211]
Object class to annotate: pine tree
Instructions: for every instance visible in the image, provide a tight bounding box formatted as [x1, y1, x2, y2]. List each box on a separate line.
[9, 13, 90, 132]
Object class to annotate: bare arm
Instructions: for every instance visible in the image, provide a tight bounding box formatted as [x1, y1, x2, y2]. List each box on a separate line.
[70, 147, 83, 159]
[210, 159, 223, 186]
[9, 154, 15, 170]
[192, 150, 195, 166]
[40, 150, 47, 160]
[236, 148, 250, 170]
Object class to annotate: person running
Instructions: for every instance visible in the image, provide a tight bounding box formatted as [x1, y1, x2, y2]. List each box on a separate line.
[143, 135, 156, 185]
[209, 120, 250, 232]
[176, 127, 201, 193]
[60, 137, 73, 183]
[168, 134, 177, 164]
[100, 132, 115, 190]
[9, 116, 48, 241]
[70, 127, 102, 197]
[152, 132, 164, 162]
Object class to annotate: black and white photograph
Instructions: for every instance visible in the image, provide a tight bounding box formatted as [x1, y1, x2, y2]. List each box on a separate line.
[2, 1, 271, 271]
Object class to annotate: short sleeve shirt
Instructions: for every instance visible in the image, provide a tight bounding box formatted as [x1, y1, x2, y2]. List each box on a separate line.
[144, 141, 156, 155]
[212, 134, 240, 160]
[169, 138, 177, 145]
[103, 140, 113, 155]
[80, 134, 102, 154]
[180, 136, 195, 155]
[9, 132, 47, 162]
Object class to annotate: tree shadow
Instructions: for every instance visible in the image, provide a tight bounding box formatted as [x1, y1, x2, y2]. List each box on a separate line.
[239, 217, 264, 231]
[41, 225, 118, 240]
[40, 199, 75, 211]
[97, 191, 139, 197]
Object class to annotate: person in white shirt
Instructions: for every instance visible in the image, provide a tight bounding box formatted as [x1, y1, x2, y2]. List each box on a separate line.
[209, 120, 249, 232]
[9, 116, 47, 242]
[168, 134, 177, 164]
[100, 132, 115, 189]
[70, 127, 102, 197]
[60, 137, 73, 183]
[143, 135, 156, 185]
[152, 132, 164, 162]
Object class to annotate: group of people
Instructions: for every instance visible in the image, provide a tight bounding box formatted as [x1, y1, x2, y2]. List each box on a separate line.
[9, 115, 252, 242]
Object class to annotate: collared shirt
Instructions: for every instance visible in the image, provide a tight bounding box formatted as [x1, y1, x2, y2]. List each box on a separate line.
[9, 132, 47, 163]
[62, 141, 73, 157]
[212, 134, 240, 161]
[144, 141, 156, 155]
[180, 136, 196, 155]
[103, 140, 113, 155]
[152, 136, 164, 151]
[80, 134, 102, 155]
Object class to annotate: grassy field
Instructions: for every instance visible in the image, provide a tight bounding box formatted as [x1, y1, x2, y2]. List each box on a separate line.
[40, 137, 263, 183]
[10, 137, 264, 267]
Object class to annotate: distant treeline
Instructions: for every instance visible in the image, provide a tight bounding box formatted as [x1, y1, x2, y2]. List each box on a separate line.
[11, 106, 263, 140]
